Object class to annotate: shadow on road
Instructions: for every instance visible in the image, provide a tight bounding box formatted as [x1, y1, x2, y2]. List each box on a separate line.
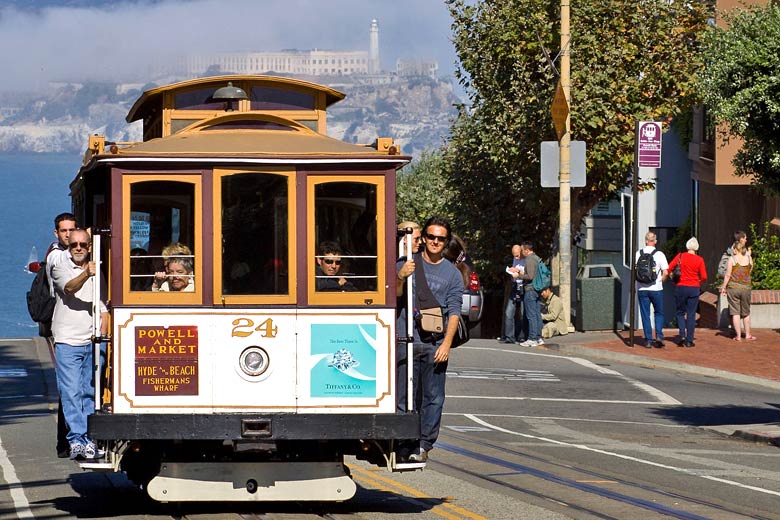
[650, 403, 780, 426]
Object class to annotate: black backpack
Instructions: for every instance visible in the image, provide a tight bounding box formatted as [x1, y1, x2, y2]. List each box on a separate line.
[635, 248, 658, 284]
[27, 262, 55, 333]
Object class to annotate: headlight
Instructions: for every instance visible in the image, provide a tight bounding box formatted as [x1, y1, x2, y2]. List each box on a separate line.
[238, 346, 269, 377]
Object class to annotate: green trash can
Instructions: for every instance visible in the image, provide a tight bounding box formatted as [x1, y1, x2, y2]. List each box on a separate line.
[575, 264, 621, 331]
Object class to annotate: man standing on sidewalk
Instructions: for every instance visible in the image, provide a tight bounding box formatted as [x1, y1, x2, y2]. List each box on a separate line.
[499, 244, 526, 344]
[518, 241, 544, 347]
[636, 231, 668, 348]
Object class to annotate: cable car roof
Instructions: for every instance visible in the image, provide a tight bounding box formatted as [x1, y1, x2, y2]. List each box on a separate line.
[113, 112, 403, 158]
[126, 74, 346, 124]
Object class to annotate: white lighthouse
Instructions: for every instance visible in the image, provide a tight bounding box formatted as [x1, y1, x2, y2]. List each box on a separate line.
[369, 19, 380, 74]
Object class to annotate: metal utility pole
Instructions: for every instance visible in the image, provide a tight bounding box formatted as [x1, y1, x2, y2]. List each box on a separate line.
[558, 0, 572, 328]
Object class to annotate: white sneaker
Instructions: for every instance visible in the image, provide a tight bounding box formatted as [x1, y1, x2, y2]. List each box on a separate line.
[518, 340, 534, 347]
[68, 442, 85, 460]
[533, 339, 545, 346]
[408, 447, 428, 463]
[84, 441, 105, 460]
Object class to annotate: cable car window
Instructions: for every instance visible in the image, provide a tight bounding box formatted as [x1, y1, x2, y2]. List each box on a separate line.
[202, 120, 295, 131]
[250, 87, 315, 110]
[314, 182, 377, 292]
[129, 181, 195, 292]
[170, 119, 201, 134]
[174, 88, 225, 110]
[221, 172, 289, 295]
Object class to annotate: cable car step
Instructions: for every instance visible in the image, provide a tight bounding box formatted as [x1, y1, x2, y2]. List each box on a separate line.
[392, 461, 427, 471]
[77, 460, 114, 471]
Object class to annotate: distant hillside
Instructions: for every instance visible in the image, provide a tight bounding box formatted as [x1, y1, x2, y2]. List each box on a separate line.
[0, 77, 459, 157]
[328, 77, 458, 157]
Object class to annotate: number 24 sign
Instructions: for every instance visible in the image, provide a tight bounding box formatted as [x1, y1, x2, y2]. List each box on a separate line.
[231, 317, 278, 338]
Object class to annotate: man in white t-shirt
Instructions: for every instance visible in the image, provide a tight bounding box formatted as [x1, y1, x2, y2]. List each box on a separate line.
[635, 231, 669, 348]
[51, 229, 109, 460]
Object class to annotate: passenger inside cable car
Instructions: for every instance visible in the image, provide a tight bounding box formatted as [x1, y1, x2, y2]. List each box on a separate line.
[152, 243, 194, 292]
[315, 241, 357, 292]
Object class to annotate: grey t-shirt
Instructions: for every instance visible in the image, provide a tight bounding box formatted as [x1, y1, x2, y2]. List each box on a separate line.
[397, 256, 464, 346]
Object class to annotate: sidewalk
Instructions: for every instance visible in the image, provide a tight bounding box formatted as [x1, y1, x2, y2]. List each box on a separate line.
[543, 327, 780, 387]
[479, 327, 780, 447]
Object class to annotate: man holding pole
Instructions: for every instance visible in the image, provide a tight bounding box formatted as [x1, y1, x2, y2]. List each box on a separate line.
[50, 228, 109, 460]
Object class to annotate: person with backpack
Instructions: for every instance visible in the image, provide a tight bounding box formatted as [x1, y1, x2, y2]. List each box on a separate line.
[668, 237, 708, 347]
[635, 231, 669, 348]
[28, 213, 77, 338]
[27, 212, 77, 458]
[718, 230, 747, 279]
[518, 240, 547, 347]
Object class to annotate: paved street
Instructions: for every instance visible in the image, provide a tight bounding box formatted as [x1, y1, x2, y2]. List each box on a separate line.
[3, 332, 780, 518]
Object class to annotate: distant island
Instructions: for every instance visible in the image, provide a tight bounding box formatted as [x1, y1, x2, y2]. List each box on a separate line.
[0, 75, 459, 158]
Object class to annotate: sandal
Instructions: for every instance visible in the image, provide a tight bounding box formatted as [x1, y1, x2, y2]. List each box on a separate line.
[746, 335, 757, 341]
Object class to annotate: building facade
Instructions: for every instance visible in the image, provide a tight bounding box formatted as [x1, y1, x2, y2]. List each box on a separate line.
[688, 0, 777, 278]
[186, 50, 370, 77]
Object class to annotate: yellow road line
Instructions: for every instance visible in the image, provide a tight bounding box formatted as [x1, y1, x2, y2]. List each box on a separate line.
[347, 463, 488, 520]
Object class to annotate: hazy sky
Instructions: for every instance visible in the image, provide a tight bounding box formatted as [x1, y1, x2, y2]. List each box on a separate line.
[0, 0, 457, 92]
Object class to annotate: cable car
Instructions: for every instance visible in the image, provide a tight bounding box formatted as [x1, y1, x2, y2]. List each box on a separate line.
[71, 75, 420, 502]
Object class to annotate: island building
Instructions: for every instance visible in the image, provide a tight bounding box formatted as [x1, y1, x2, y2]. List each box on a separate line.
[177, 19, 437, 80]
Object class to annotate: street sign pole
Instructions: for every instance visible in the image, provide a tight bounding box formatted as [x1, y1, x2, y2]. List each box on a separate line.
[629, 148, 639, 348]
[629, 121, 663, 348]
[558, 0, 572, 330]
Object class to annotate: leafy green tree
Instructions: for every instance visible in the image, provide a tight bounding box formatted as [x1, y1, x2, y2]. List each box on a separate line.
[699, 4, 780, 194]
[445, 0, 710, 288]
[395, 151, 453, 226]
[749, 222, 780, 290]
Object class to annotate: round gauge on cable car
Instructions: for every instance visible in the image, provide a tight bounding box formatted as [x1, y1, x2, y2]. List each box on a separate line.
[238, 346, 270, 377]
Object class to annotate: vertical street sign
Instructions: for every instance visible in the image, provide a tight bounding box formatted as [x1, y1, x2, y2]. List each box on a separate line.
[629, 120, 662, 348]
[637, 121, 662, 168]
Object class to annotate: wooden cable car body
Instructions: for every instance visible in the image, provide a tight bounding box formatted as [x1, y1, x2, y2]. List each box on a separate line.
[72, 75, 420, 502]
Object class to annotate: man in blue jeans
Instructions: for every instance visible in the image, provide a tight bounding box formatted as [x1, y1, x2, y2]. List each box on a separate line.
[636, 231, 669, 348]
[518, 241, 544, 347]
[395, 216, 464, 463]
[499, 244, 527, 344]
[50, 228, 109, 460]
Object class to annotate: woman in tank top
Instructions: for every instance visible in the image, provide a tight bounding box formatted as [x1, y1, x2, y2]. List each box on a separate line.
[719, 240, 754, 341]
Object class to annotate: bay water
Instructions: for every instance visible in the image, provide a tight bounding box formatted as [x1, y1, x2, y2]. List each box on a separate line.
[1, 153, 82, 338]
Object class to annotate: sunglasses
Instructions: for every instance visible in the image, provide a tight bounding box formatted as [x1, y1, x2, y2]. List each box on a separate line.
[425, 234, 448, 243]
[323, 259, 342, 265]
[69, 242, 89, 249]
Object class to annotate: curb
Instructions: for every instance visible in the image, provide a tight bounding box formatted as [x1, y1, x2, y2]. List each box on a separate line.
[701, 424, 780, 447]
[540, 342, 780, 391]
[730, 429, 780, 447]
